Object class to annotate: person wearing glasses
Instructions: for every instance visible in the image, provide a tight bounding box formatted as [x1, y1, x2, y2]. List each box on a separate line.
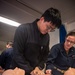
[46, 31, 75, 75]
[10, 7, 62, 75]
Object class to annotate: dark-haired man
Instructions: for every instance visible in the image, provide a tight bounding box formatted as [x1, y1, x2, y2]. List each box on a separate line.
[46, 31, 75, 75]
[11, 7, 62, 75]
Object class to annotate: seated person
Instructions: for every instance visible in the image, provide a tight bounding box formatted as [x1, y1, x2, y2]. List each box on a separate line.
[0, 41, 13, 70]
[45, 31, 75, 75]
[2, 67, 25, 75]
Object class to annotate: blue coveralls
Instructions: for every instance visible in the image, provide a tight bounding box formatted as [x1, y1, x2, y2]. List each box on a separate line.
[46, 43, 75, 75]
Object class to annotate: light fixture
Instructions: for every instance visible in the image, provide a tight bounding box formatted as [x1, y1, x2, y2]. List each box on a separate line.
[0, 16, 21, 27]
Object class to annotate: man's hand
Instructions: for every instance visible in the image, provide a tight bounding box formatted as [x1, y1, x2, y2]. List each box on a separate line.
[45, 69, 52, 75]
[64, 68, 75, 75]
[30, 67, 45, 75]
[0, 66, 5, 73]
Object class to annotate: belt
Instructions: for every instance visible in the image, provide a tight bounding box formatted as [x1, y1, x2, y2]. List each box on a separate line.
[54, 66, 66, 73]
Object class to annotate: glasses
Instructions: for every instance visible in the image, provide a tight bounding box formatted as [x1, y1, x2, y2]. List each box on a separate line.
[66, 39, 75, 45]
[46, 25, 55, 32]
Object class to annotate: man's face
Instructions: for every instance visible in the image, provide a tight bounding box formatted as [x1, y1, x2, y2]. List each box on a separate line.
[64, 36, 75, 51]
[38, 17, 56, 34]
[6, 44, 10, 48]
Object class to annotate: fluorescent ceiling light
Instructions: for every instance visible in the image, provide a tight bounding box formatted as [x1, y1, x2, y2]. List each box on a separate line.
[0, 16, 21, 27]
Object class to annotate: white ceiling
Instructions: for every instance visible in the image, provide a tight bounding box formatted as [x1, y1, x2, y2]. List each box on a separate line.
[0, 0, 75, 50]
[0, 0, 75, 23]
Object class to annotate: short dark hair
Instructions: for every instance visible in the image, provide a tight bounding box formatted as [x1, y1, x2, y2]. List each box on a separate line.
[66, 31, 75, 38]
[41, 7, 62, 28]
[6, 41, 13, 47]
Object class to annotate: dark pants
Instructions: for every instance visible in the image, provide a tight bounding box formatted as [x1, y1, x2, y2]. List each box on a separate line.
[52, 69, 64, 75]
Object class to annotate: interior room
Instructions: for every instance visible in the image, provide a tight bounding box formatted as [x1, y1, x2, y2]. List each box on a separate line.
[0, 0, 75, 52]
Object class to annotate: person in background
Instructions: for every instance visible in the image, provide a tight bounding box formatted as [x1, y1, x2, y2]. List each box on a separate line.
[0, 41, 13, 70]
[10, 7, 62, 75]
[46, 31, 75, 75]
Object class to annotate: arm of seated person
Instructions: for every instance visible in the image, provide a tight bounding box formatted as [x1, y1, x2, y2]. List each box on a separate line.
[64, 68, 75, 75]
